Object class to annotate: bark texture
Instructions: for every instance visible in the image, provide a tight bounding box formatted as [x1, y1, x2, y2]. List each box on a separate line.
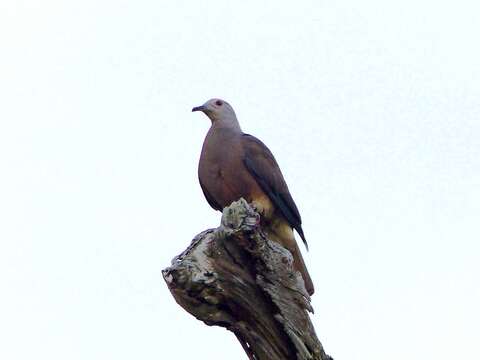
[162, 199, 332, 360]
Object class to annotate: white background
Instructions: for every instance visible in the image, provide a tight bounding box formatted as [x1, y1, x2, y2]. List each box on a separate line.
[1, 1, 479, 359]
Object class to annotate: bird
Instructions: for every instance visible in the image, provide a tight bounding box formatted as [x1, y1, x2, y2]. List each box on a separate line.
[193, 98, 314, 296]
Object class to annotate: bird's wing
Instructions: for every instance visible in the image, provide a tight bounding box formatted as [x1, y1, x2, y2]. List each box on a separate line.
[241, 134, 308, 250]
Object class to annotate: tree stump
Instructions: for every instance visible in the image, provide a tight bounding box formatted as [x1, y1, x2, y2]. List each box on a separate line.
[162, 199, 332, 360]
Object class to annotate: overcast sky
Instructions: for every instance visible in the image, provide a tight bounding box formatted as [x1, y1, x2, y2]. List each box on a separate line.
[1, 1, 479, 359]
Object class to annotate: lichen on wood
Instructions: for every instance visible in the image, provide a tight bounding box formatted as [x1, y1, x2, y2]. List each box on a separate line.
[162, 198, 332, 360]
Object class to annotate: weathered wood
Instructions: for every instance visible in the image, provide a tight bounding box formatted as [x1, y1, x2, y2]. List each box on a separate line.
[162, 199, 332, 360]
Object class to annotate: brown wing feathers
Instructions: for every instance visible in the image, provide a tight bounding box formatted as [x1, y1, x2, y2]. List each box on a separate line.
[242, 134, 309, 250]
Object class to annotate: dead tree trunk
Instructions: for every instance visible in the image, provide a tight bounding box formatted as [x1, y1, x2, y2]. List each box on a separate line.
[162, 199, 332, 360]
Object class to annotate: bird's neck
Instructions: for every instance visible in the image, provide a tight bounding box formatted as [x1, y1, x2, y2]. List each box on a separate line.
[211, 116, 242, 132]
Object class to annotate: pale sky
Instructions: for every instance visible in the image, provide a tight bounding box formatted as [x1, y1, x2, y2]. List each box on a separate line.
[1, 1, 479, 359]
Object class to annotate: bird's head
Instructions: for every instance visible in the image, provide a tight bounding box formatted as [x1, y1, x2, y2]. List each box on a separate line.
[192, 98, 239, 127]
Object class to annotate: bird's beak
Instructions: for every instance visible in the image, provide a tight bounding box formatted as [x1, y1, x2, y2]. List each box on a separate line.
[192, 105, 206, 112]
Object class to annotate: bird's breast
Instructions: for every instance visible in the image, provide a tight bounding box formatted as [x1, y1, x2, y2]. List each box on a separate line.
[198, 128, 274, 217]
[199, 152, 261, 209]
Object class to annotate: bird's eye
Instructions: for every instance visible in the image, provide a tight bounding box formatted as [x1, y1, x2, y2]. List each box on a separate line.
[215, 100, 223, 106]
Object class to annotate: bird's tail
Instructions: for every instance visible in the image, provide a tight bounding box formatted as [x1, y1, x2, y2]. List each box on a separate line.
[291, 240, 315, 296]
[267, 220, 315, 296]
